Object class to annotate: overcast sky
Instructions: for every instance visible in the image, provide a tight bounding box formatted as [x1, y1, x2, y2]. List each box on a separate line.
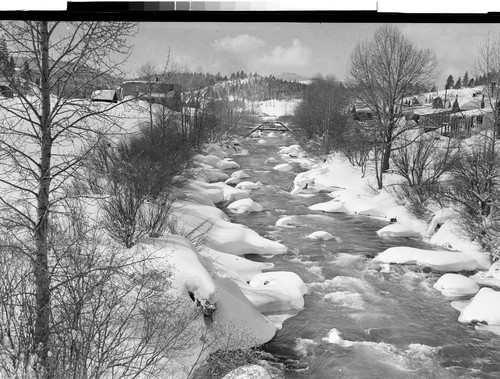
[125, 22, 500, 89]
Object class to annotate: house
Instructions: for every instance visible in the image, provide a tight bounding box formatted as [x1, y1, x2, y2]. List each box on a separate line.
[120, 80, 181, 111]
[91, 89, 119, 103]
[449, 107, 494, 137]
[411, 106, 452, 132]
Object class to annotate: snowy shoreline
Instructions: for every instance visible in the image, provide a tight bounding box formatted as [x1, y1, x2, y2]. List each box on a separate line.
[280, 139, 500, 339]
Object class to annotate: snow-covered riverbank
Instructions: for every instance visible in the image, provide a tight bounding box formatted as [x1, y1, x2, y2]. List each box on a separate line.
[281, 140, 500, 338]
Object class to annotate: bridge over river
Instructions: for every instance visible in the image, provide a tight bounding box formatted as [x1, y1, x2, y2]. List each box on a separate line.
[241, 120, 297, 138]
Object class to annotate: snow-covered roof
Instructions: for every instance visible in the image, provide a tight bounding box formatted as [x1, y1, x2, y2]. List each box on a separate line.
[412, 106, 450, 116]
[450, 107, 494, 118]
[91, 90, 118, 102]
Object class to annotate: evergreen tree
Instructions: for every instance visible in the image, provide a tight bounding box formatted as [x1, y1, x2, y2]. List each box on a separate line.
[445, 74, 454, 90]
[0, 35, 8, 71]
[454, 76, 462, 89]
[463, 71, 469, 87]
[469, 78, 475, 87]
[7, 55, 15, 79]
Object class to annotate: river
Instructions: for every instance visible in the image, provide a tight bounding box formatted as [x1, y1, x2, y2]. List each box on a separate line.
[224, 132, 500, 379]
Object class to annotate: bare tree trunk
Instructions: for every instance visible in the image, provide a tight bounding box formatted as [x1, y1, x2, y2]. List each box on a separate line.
[381, 141, 392, 173]
[34, 20, 52, 378]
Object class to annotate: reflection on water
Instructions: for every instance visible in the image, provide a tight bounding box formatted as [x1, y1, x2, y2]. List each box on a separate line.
[225, 134, 500, 378]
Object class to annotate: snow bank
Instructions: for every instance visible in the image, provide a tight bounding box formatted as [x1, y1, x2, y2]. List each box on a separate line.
[306, 231, 338, 241]
[227, 198, 264, 214]
[470, 260, 500, 289]
[214, 278, 277, 345]
[428, 219, 490, 270]
[433, 273, 480, 299]
[138, 235, 218, 308]
[170, 201, 287, 256]
[374, 246, 481, 272]
[222, 365, 271, 379]
[200, 246, 274, 282]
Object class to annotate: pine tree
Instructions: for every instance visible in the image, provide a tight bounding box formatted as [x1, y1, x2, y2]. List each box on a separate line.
[21, 59, 32, 86]
[463, 71, 469, 87]
[0, 35, 9, 71]
[445, 74, 454, 90]
[454, 76, 462, 89]
[469, 78, 475, 87]
[7, 55, 15, 79]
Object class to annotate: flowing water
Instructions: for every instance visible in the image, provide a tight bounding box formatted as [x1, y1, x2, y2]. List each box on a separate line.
[225, 133, 500, 379]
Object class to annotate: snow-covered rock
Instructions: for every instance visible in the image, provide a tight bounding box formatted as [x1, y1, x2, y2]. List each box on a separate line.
[322, 328, 354, 347]
[227, 198, 264, 214]
[265, 157, 278, 165]
[231, 170, 251, 179]
[194, 154, 222, 168]
[200, 181, 250, 202]
[225, 177, 242, 186]
[377, 223, 423, 239]
[275, 216, 298, 228]
[222, 365, 271, 379]
[216, 159, 241, 170]
[235, 181, 262, 191]
[373, 246, 481, 272]
[308, 199, 347, 213]
[452, 287, 500, 327]
[278, 144, 303, 157]
[239, 271, 307, 313]
[202, 143, 229, 159]
[433, 273, 480, 299]
[306, 231, 338, 241]
[273, 163, 294, 172]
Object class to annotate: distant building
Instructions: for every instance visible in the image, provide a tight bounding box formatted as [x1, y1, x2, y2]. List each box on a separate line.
[120, 80, 181, 111]
[91, 89, 119, 103]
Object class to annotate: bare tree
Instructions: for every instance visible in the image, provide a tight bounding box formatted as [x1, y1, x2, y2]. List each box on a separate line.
[0, 21, 137, 377]
[294, 76, 350, 153]
[347, 24, 438, 188]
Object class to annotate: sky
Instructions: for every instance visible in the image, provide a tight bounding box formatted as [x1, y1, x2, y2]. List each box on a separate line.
[125, 22, 500, 89]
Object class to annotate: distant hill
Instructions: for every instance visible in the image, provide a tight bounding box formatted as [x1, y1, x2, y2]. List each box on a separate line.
[272, 72, 310, 82]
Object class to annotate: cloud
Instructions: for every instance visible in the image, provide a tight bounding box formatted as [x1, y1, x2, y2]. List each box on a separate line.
[212, 34, 265, 54]
[259, 39, 311, 67]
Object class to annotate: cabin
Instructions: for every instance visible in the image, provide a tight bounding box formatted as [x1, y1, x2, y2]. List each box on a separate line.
[91, 89, 119, 103]
[411, 107, 452, 132]
[120, 80, 181, 111]
[449, 107, 494, 137]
